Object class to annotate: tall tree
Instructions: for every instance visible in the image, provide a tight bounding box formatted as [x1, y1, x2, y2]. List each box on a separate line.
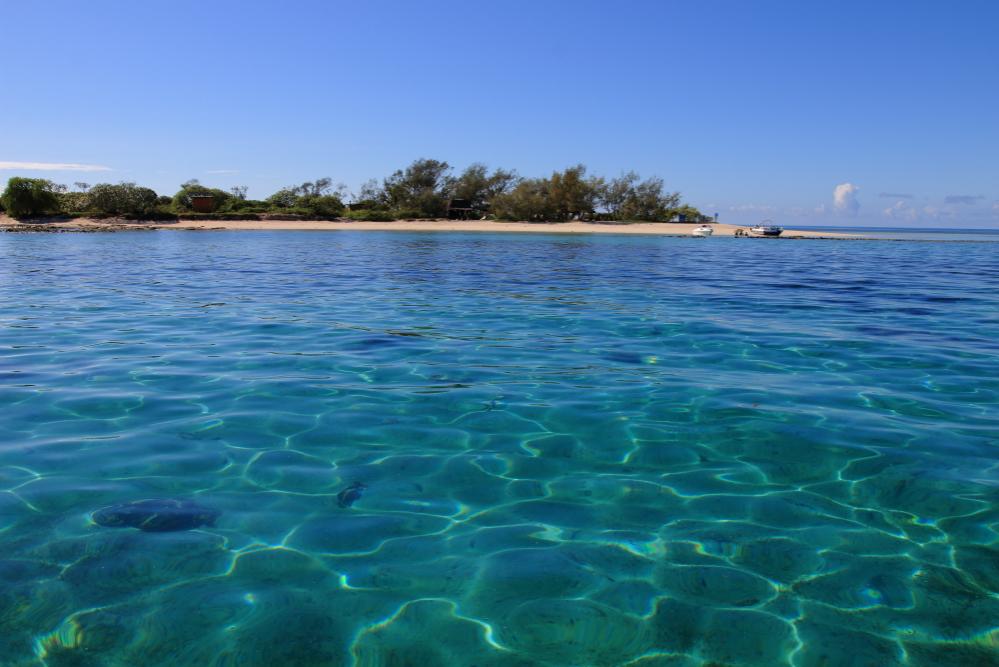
[0, 177, 61, 217]
[548, 165, 602, 221]
[601, 172, 680, 221]
[490, 177, 555, 221]
[382, 158, 454, 217]
[452, 164, 519, 212]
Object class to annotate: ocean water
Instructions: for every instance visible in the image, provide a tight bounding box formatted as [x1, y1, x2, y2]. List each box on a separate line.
[794, 226, 999, 242]
[1, 231, 998, 667]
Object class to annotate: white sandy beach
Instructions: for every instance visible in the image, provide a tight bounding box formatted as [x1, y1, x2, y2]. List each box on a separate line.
[0, 216, 859, 238]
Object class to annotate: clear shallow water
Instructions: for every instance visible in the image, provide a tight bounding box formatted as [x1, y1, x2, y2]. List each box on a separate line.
[793, 226, 999, 242]
[1, 231, 998, 667]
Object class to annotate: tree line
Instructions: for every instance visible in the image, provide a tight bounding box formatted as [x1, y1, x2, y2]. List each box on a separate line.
[0, 159, 705, 222]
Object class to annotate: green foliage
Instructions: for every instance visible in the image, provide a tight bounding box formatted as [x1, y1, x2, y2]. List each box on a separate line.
[490, 166, 603, 221]
[350, 179, 388, 210]
[2, 162, 701, 225]
[490, 177, 555, 221]
[601, 172, 681, 221]
[548, 165, 602, 221]
[172, 179, 232, 212]
[227, 199, 268, 214]
[300, 194, 344, 217]
[382, 158, 453, 217]
[345, 209, 396, 221]
[1, 177, 61, 217]
[390, 209, 424, 219]
[670, 204, 707, 222]
[59, 191, 91, 213]
[88, 182, 159, 216]
[266, 179, 345, 217]
[265, 207, 314, 217]
[452, 164, 519, 212]
[266, 188, 298, 209]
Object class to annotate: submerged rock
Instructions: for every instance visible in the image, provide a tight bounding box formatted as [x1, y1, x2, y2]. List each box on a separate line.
[337, 481, 366, 508]
[92, 499, 220, 532]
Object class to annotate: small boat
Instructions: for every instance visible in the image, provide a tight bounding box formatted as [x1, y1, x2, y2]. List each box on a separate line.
[749, 220, 783, 236]
[691, 224, 714, 237]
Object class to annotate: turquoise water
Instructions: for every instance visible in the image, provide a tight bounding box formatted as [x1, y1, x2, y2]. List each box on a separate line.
[1, 231, 998, 667]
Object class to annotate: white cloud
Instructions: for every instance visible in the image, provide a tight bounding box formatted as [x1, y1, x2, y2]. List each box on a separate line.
[883, 200, 918, 221]
[0, 161, 111, 172]
[833, 183, 860, 216]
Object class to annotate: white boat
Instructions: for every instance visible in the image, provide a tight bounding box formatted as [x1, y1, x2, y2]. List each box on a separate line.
[692, 224, 714, 237]
[749, 220, 783, 236]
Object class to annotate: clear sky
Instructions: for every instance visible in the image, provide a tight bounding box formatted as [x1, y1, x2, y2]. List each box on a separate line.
[2, 0, 997, 226]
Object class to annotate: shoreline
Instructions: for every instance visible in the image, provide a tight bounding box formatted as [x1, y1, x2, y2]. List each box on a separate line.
[0, 216, 862, 239]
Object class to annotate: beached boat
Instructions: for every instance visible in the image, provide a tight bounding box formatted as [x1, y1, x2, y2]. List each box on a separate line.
[749, 221, 783, 236]
[692, 224, 714, 237]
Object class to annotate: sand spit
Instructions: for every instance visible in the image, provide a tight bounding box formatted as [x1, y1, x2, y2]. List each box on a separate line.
[1, 216, 860, 239]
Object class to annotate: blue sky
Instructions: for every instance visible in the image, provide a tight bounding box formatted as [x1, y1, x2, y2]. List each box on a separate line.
[2, 0, 997, 226]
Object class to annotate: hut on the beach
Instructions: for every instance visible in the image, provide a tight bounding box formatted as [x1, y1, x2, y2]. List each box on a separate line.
[446, 199, 476, 220]
[191, 195, 216, 213]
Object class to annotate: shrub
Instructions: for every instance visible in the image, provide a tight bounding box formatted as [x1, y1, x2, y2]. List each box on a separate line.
[300, 194, 345, 217]
[88, 182, 159, 217]
[228, 199, 268, 212]
[265, 188, 345, 217]
[177, 212, 261, 221]
[345, 209, 396, 221]
[59, 191, 90, 213]
[391, 209, 424, 219]
[1, 177, 61, 217]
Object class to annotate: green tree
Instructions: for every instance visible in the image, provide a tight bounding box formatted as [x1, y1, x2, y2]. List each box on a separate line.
[490, 177, 555, 221]
[548, 165, 602, 221]
[671, 204, 706, 222]
[265, 178, 345, 216]
[299, 194, 344, 217]
[266, 188, 299, 209]
[382, 158, 454, 217]
[601, 172, 681, 221]
[452, 164, 519, 213]
[349, 179, 387, 210]
[0, 177, 61, 217]
[88, 182, 159, 216]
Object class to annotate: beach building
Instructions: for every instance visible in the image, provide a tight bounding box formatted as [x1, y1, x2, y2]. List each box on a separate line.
[191, 195, 216, 213]
[446, 198, 476, 220]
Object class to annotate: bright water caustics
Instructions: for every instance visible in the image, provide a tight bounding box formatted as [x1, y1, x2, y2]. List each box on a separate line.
[1, 231, 998, 666]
